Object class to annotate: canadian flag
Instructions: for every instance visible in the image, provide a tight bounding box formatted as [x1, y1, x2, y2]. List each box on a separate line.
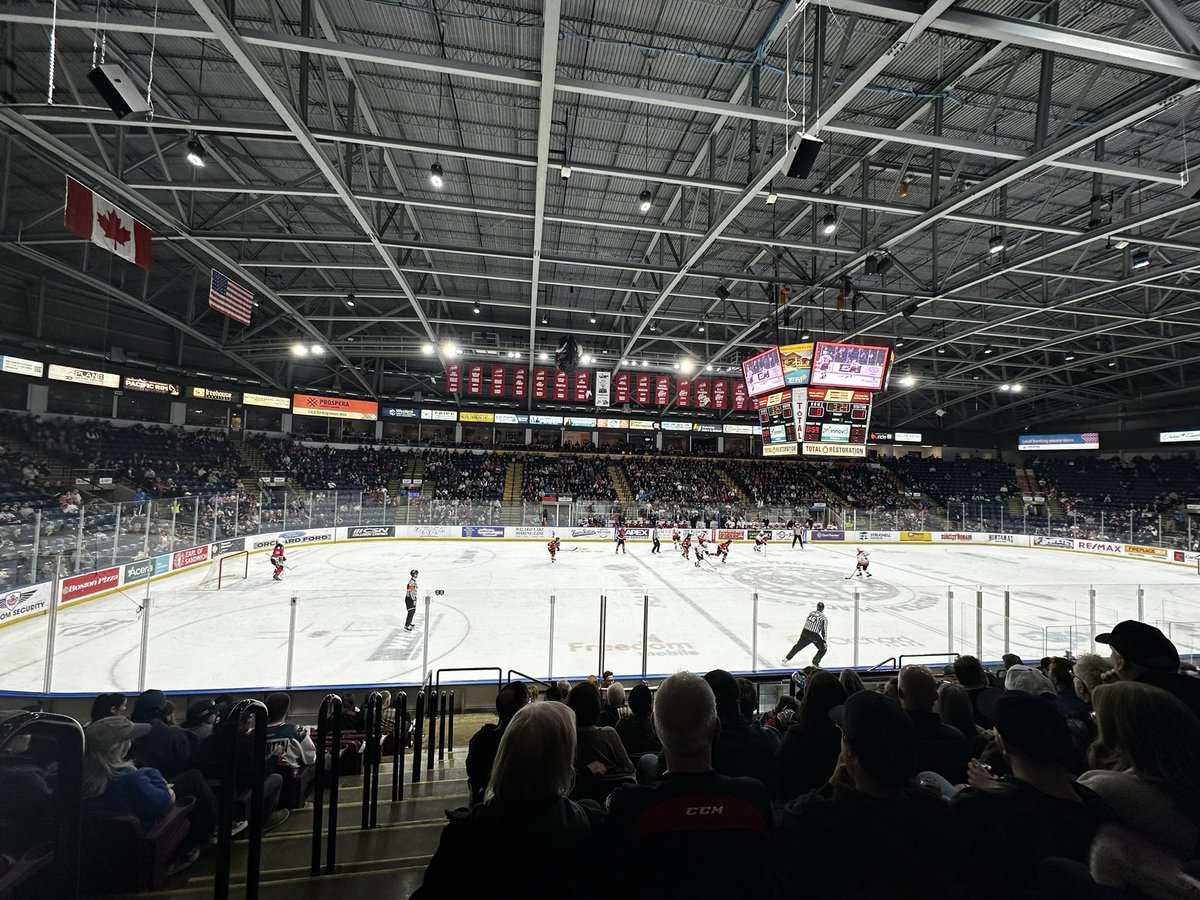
[64, 176, 153, 270]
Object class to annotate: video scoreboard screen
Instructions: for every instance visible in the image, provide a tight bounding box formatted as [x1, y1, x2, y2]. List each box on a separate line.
[755, 387, 873, 457]
[810, 341, 891, 391]
[742, 347, 786, 398]
[802, 387, 872, 447]
[757, 389, 800, 452]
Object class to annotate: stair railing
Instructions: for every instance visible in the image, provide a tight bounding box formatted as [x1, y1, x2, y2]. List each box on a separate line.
[214, 699, 268, 900]
[309, 693, 343, 877]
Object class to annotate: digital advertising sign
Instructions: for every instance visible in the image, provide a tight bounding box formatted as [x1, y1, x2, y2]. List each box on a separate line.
[810, 341, 891, 391]
[1018, 433, 1100, 451]
[742, 347, 786, 398]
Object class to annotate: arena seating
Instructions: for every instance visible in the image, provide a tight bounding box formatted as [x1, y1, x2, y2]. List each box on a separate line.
[520, 454, 616, 502]
[884, 456, 1018, 505]
[1031, 455, 1200, 512]
[252, 437, 412, 490]
[621, 457, 738, 505]
[422, 450, 505, 501]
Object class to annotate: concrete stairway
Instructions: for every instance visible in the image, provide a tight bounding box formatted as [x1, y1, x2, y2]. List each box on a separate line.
[608, 464, 634, 502]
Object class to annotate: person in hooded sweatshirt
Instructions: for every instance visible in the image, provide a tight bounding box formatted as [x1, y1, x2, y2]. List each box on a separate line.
[412, 701, 597, 900]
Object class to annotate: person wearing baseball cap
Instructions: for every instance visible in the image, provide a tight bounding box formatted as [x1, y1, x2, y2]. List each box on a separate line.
[1096, 620, 1200, 720]
[775, 691, 954, 898]
[951, 692, 1107, 898]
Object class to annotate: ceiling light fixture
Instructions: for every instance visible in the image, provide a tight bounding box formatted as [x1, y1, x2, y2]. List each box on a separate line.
[291, 343, 307, 357]
[560, 165, 572, 180]
[989, 233, 1005, 254]
[429, 162, 444, 188]
[185, 137, 206, 168]
[442, 340, 457, 356]
[421, 343, 434, 355]
[1064, 351, 1076, 362]
[1011, 383, 1023, 392]
[538, 351, 549, 362]
[310, 345, 324, 356]
[705, 363, 713, 371]
[821, 212, 838, 235]
[472, 303, 481, 315]
[983, 345, 994, 355]
[766, 190, 778, 205]
[680, 359, 696, 374]
[1000, 383, 1011, 392]
[1130, 250, 1150, 270]
[898, 178, 910, 199]
[900, 374, 916, 387]
[638, 190, 653, 213]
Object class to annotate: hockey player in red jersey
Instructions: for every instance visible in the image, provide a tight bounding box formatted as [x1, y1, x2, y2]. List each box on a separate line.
[548, 535, 561, 563]
[614, 526, 627, 555]
[270, 542, 286, 581]
[680, 533, 692, 559]
[713, 539, 732, 563]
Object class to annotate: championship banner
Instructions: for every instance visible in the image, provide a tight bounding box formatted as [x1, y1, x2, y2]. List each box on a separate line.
[634, 373, 651, 404]
[533, 367, 550, 399]
[654, 375, 671, 406]
[490, 365, 506, 397]
[676, 377, 691, 407]
[572, 370, 590, 403]
[732, 380, 750, 411]
[466, 363, 484, 396]
[512, 367, 528, 398]
[553, 370, 569, 401]
[712, 379, 728, 410]
[446, 362, 462, 394]
[614, 372, 630, 404]
[595, 371, 611, 408]
[694, 377, 712, 410]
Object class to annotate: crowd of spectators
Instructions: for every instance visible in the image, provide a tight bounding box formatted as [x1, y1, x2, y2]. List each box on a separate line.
[436, 619, 1200, 899]
[520, 454, 616, 502]
[252, 436, 413, 491]
[422, 450, 505, 502]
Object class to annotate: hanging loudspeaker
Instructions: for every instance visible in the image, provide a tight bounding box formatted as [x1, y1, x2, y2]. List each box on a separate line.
[785, 135, 824, 180]
[88, 64, 152, 118]
[555, 335, 582, 373]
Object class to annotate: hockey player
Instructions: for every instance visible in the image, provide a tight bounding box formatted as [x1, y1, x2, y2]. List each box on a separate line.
[270, 542, 286, 581]
[681, 533, 692, 560]
[851, 548, 873, 578]
[547, 535, 561, 563]
[713, 539, 732, 564]
[614, 526, 628, 555]
[405, 569, 419, 631]
[754, 530, 769, 552]
[671, 527, 681, 549]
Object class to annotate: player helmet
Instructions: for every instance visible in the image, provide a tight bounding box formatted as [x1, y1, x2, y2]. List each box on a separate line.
[817, 602, 825, 611]
[410, 569, 418, 576]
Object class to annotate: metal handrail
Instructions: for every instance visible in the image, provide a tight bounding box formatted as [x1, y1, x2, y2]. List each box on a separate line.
[310, 694, 343, 877]
[868, 657, 899, 671]
[507, 669, 552, 689]
[361, 691, 383, 829]
[434, 666, 501, 695]
[391, 691, 408, 802]
[0, 712, 84, 899]
[214, 699, 268, 900]
[412, 690, 426, 784]
[897, 652, 961, 670]
[437, 692, 448, 762]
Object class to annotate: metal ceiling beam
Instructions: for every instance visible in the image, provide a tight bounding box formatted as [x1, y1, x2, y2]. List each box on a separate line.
[184, 0, 436, 398]
[526, 0, 562, 391]
[1140, 0, 1200, 55]
[816, 0, 1200, 81]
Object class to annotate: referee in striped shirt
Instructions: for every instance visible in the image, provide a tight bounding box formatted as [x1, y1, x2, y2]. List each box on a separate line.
[783, 602, 828, 667]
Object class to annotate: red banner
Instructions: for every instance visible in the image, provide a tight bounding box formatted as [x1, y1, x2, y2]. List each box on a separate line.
[732, 379, 750, 411]
[614, 372, 630, 404]
[676, 377, 691, 407]
[533, 367, 550, 399]
[572, 370, 590, 403]
[655, 375, 671, 406]
[61, 566, 121, 602]
[694, 377, 712, 410]
[712, 379, 728, 410]
[512, 367, 528, 398]
[553, 370, 569, 401]
[634, 373, 651, 404]
[446, 362, 461, 394]
[466, 363, 484, 395]
[490, 365, 505, 397]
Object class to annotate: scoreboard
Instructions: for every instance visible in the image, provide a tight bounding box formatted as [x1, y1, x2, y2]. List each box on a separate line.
[755, 387, 872, 457]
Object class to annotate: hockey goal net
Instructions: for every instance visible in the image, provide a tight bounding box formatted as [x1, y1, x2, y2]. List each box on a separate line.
[197, 550, 251, 590]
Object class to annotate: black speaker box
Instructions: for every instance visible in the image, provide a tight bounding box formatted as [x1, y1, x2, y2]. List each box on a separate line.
[88, 64, 151, 119]
[786, 135, 824, 180]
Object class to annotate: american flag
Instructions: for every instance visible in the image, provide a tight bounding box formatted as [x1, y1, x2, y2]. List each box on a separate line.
[208, 269, 254, 325]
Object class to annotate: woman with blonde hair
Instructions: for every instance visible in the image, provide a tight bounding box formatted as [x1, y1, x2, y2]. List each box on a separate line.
[414, 702, 596, 899]
[935, 682, 988, 758]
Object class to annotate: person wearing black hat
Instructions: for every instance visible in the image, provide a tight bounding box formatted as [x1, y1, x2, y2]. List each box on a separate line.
[775, 690, 956, 898]
[950, 691, 1107, 899]
[405, 569, 419, 632]
[183, 699, 218, 741]
[1096, 620, 1200, 720]
[130, 689, 196, 779]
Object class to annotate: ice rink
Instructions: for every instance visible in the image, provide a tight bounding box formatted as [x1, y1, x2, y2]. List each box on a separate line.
[1, 539, 1196, 694]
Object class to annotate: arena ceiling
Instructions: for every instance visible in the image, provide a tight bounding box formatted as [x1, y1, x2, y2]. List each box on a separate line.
[1, 0, 1199, 433]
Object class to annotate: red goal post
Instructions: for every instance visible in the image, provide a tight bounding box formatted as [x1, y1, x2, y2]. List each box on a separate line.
[198, 549, 250, 590]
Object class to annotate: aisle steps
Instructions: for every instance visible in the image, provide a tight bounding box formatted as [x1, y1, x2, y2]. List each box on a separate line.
[608, 464, 634, 502]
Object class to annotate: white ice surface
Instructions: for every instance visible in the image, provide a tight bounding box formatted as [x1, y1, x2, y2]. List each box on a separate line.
[1, 540, 1196, 694]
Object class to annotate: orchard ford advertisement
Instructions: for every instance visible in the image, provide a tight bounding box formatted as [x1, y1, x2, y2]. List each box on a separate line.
[1, 583, 52, 623]
[62, 567, 120, 602]
[252, 530, 334, 550]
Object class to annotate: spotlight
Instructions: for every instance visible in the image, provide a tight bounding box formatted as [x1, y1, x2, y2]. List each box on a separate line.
[983, 345, 994, 355]
[344, 297, 355, 308]
[898, 178, 910, 199]
[638, 190, 653, 213]
[185, 138, 206, 168]
[697, 324, 705, 333]
[1130, 251, 1150, 270]
[455, 347, 464, 356]
[705, 363, 713, 371]
[821, 212, 838, 235]
[999, 383, 1011, 392]
[648, 321, 658, 333]
[589, 313, 597, 324]
[1064, 351, 1076, 362]
[895, 339, 905, 348]
[538, 351, 549, 362]
[1011, 383, 1023, 392]
[442, 340, 457, 356]
[679, 359, 696, 374]
[989, 233, 1005, 254]
[310, 345, 324, 356]
[900, 374, 916, 387]
[1107, 359, 1117, 368]
[936, 346, 946, 355]
[583, 355, 594, 365]
[766, 190, 778, 205]
[421, 342, 434, 355]
[429, 163, 445, 188]
[540, 313, 548, 325]
[560, 165, 572, 179]
[673, 362, 681, 370]
[291, 343, 308, 357]
[472, 303, 481, 315]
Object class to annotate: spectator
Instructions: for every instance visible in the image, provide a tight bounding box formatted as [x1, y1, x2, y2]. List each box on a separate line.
[81, 717, 200, 874]
[413, 703, 596, 899]
[596, 683, 627, 729]
[603, 671, 773, 900]
[129, 689, 196, 779]
[89, 693, 127, 725]
[776, 670, 847, 802]
[1096, 620, 1200, 719]
[614, 684, 661, 756]
[736, 678, 759, 724]
[951, 692, 1107, 898]
[703, 669, 777, 792]
[182, 700, 218, 741]
[265, 692, 317, 805]
[838, 668, 865, 696]
[339, 693, 364, 732]
[952, 655, 998, 728]
[1079, 682, 1200, 865]
[1048, 657, 1084, 715]
[899, 664, 971, 785]
[379, 691, 395, 731]
[775, 691, 956, 898]
[0, 712, 56, 837]
[466, 682, 529, 806]
[937, 683, 989, 759]
[191, 705, 289, 833]
[566, 683, 632, 777]
[1064, 653, 1111, 773]
[761, 695, 798, 740]
[1004, 663, 1056, 698]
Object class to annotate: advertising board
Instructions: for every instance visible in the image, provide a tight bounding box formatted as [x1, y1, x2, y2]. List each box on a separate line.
[1125, 544, 1167, 559]
[0, 583, 52, 624]
[346, 526, 396, 539]
[899, 532, 932, 542]
[61, 567, 121, 602]
[172, 545, 211, 569]
[462, 526, 505, 538]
